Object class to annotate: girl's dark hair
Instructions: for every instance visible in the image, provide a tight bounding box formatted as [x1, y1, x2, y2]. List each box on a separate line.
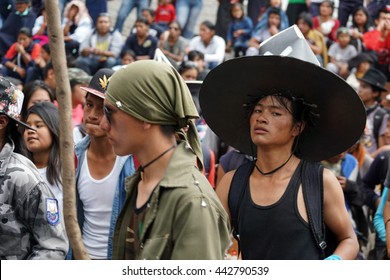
[21, 102, 62, 186]
[168, 20, 182, 31]
[320, 0, 335, 11]
[230, 3, 245, 20]
[19, 27, 32, 37]
[41, 43, 51, 55]
[187, 50, 205, 61]
[201, 20, 216, 31]
[351, 6, 372, 32]
[22, 80, 55, 119]
[297, 11, 313, 29]
[178, 61, 198, 75]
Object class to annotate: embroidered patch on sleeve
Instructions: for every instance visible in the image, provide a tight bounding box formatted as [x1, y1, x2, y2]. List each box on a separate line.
[46, 198, 60, 226]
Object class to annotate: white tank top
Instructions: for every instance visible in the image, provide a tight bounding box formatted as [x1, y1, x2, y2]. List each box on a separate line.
[78, 151, 122, 259]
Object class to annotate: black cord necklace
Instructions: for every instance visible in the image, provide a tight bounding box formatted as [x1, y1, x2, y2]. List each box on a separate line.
[255, 153, 293, 176]
[139, 144, 176, 174]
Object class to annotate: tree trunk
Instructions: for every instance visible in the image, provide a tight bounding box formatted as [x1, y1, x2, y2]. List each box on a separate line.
[45, 0, 90, 260]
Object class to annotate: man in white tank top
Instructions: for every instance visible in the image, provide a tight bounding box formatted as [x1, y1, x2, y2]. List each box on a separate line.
[68, 68, 135, 259]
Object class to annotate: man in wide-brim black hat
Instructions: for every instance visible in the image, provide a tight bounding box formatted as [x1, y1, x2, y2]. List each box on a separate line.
[200, 26, 366, 260]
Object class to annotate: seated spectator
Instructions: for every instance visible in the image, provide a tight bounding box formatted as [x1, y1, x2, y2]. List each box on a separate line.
[25, 42, 50, 83]
[178, 61, 199, 81]
[129, 8, 165, 40]
[313, 0, 340, 48]
[346, 52, 376, 91]
[112, 49, 136, 71]
[246, 7, 282, 56]
[154, 0, 176, 32]
[0, 0, 37, 58]
[1, 27, 41, 83]
[253, 0, 289, 37]
[32, 4, 48, 46]
[188, 20, 226, 70]
[62, 0, 93, 59]
[121, 17, 158, 60]
[42, 62, 56, 94]
[21, 79, 55, 119]
[187, 50, 209, 81]
[357, 68, 389, 156]
[296, 11, 328, 67]
[75, 13, 123, 75]
[67, 67, 92, 127]
[326, 27, 358, 79]
[158, 20, 188, 67]
[225, 2, 253, 58]
[363, 8, 390, 79]
[348, 6, 374, 53]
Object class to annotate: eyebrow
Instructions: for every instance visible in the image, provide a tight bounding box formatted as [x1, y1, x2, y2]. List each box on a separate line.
[255, 103, 284, 110]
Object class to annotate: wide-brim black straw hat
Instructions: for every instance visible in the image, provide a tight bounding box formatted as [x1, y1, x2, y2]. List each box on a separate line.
[199, 26, 366, 161]
[357, 67, 388, 92]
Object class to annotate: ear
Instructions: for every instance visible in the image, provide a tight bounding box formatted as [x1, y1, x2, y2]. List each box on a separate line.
[0, 115, 9, 130]
[143, 121, 151, 130]
[292, 121, 305, 137]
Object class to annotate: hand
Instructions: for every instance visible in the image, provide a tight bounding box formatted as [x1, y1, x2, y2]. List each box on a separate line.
[15, 43, 25, 53]
[15, 67, 26, 78]
[336, 176, 347, 189]
[269, 26, 279, 36]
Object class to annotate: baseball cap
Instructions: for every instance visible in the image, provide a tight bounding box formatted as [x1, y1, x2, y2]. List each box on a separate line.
[80, 68, 114, 99]
[15, 0, 30, 3]
[0, 77, 35, 131]
[68, 68, 92, 86]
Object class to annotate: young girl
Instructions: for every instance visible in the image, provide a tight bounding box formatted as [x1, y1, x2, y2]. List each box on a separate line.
[21, 102, 63, 213]
[21, 79, 55, 119]
[178, 61, 199, 81]
[226, 3, 253, 58]
[348, 6, 374, 53]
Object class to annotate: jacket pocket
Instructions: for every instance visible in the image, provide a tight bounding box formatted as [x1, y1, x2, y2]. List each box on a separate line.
[140, 234, 170, 260]
[0, 205, 22, 257]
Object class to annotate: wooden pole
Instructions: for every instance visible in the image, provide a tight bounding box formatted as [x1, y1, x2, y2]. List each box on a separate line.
[45, 0, 90, 260]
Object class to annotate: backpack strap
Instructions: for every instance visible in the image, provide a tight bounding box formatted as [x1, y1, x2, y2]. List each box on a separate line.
[301, 160, 327, 259]
[373, 107, 387, 145]
[228, 161, 255, 257]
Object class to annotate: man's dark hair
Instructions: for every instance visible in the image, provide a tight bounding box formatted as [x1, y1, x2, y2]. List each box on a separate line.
[188, 50, 205, 61]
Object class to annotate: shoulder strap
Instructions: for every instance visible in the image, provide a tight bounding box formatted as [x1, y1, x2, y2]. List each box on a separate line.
[373, 107, 386, 144]
[301, 160, 327, 259]
[228, 161, 254, 256]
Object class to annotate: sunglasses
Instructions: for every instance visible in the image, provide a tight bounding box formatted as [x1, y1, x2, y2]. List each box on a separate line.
[103, 105, 112, 125]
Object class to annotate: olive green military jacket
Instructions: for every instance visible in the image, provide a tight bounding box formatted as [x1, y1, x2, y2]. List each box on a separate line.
[112, 141, 231, 260]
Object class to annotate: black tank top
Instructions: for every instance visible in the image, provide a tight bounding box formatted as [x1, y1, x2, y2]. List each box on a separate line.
[238, 162, 321, 260]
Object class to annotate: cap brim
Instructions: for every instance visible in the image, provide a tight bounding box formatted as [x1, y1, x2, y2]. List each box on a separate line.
[199, 56, 366, 161]
[80, 86, 105, 99]
[7, 115, 36, 131]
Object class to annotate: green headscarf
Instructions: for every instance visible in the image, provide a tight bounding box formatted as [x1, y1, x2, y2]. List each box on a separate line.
[106, 60, 204, 171]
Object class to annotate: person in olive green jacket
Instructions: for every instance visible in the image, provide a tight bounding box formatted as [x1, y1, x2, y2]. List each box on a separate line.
[101, 60, 231, 260]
